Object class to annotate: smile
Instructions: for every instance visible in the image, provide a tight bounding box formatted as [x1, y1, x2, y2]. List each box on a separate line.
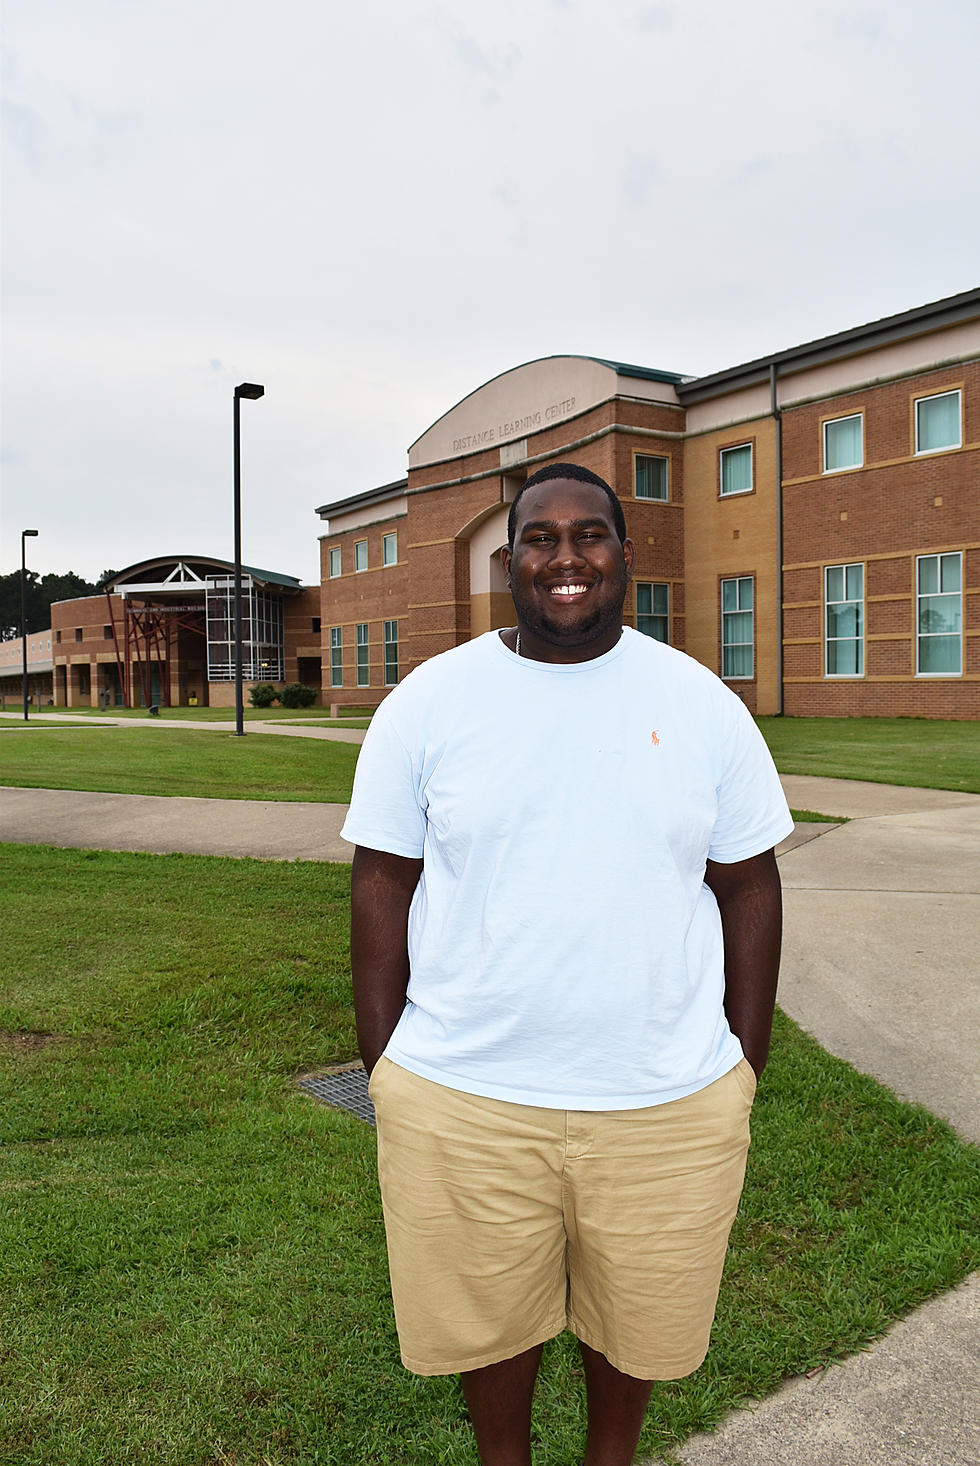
[548, 583, 590, 598]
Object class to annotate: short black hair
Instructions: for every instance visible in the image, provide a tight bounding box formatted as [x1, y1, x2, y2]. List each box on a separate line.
[507, 462, 627, 548]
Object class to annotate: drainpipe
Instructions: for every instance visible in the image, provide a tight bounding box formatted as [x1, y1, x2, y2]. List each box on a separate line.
[770, 363, 784, 716]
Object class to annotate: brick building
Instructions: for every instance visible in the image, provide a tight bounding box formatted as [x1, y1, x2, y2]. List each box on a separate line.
[318, 289, 979, 718]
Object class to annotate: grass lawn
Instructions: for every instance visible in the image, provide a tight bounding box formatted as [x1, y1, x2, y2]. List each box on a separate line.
[16, 705, 373, 725]
[2, 844, 978, 1466]
[0, 727, 360, 803]
[757, 717, 980, 794]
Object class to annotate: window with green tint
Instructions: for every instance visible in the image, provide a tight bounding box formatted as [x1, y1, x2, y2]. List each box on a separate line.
[721, 576, 753, 677]
[915, 391, 961, 454]
[825, 563, 864, 675]
[354, 541, 368, 573]
[383, 532, 398, 566]
[636, 582, 668, 642]
[356, 623, 370, 686]
[330, 627, 343, 687]
[823, 414, 863, 472]
[720, 444, 752, 496]
[634, 455, 668, 501]
[328, 546, 341, 578]
[917, 553, 962, 675]
[384, 620, 398, 685]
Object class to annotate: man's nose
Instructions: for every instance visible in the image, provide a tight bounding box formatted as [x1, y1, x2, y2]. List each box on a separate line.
[550, 535, 586, 565]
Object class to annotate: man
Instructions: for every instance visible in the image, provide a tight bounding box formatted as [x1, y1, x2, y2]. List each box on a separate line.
[342, 462, 793, 1466]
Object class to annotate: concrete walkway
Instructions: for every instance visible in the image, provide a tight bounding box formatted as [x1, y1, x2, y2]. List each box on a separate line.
[1, 764, 977, 1464]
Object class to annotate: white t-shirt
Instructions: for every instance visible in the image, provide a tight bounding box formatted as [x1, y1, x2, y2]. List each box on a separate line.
[341, 628, 794, 1109]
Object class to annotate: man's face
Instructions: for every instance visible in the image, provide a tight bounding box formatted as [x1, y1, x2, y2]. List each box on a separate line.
[500, 478, 634, 663]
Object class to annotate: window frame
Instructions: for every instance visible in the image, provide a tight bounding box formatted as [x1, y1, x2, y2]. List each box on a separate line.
[720, 575, 754, 679]
[916, 552, 962, 677]
[824, 562, 865, 678]
[914, 389, 962, 456]
[354, 540, 368, 573]
[355, 622, 370, 687]
[382, 531, 398, 567]
[719, 443, 754, 498]
[384, 619, 399, 686]
[635, 581, 669, 643]
[822, 413, 864, 474]
[329, 626, 343, 688]
[328, 546, 342, 578]
[633, 453, 669, 502]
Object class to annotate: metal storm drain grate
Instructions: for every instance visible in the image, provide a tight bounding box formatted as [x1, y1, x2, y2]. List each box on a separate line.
[298, 1063, 375, 1126]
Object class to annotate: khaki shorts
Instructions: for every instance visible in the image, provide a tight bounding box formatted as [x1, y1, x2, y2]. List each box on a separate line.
[369, 1056, 757, 1379]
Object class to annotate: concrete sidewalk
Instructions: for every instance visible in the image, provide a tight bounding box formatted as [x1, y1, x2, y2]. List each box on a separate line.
[2, 771, 977, 1464]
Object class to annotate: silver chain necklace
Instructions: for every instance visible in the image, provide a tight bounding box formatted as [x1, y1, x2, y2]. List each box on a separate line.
[515, 632, 521, 658]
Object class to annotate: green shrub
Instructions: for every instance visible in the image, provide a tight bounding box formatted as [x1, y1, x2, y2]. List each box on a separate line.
[279, 682, 318, 708]
[247, 682, 278, 708]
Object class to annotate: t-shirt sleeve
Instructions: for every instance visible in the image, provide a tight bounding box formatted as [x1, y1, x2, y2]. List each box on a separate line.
[707, 695, 795, 863]
[339, 701, 426, 858]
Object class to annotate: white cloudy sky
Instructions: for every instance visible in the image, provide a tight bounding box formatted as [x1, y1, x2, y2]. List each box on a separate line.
[3, 0, 978, 586]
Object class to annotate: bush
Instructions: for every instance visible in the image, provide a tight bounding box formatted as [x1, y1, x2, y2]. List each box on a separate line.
[248, 682, 278, 708]
[279, 682, 318, 708]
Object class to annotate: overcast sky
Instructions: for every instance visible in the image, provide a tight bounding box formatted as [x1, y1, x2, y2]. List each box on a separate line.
[3, 0, 978, 587]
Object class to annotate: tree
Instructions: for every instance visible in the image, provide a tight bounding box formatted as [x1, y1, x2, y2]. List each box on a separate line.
[0, 568, 101, 639]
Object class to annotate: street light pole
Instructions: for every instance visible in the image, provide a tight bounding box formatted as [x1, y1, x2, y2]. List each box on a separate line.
[232, 382, 265, 737]
[21, 528, 39, 722]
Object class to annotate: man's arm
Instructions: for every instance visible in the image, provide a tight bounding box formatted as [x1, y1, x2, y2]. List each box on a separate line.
[350, 845, 424, 1076]
[703, 847, 783, 1080]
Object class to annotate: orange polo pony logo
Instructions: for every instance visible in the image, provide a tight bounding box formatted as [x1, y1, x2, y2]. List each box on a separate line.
[650, 730, 660, 747]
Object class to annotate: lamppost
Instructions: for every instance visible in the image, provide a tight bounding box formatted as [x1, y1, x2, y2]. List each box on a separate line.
[233, 382, 265, 737]
[21, 528, 39, 722]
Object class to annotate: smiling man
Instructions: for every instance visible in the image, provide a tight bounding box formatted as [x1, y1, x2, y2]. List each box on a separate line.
[342, 462, 794, 1466]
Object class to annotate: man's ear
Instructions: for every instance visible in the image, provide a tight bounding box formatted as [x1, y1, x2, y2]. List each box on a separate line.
[622, 537, 636, 580]
[500, 547, 512, 584]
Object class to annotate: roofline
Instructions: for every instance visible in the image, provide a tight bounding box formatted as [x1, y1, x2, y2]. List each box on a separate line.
[316, 479, 409, 519]
[677, 287, 980, 404]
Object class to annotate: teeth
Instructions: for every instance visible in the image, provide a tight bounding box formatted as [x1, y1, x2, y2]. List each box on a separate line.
[551, 584, 588, 596]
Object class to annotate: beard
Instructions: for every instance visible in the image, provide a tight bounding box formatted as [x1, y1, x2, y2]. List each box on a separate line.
[509, 566, 629, 650]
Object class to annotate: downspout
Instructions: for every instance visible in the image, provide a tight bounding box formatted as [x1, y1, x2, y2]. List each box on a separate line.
[770, 363, 784, 715]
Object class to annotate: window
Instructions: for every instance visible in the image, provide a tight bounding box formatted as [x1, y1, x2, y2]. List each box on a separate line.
[354, 540, 368, 573]
[74, 628, 83, 642]
[823, 414, 863, 472]
[384, 620, 399, 685]
[56, 629, 62, 644]
[917, 553, 962, 675]
[915, 390, 961, 454]
[312, 616, 321, 634]
[328, 546, 342, 578]
[634, 455, 668, 501]
[330, 627, 343, 687]
[355, 623, 370, 686]
[720, 444, 753, 496]
[825, 563, 864, 675]
[103, 625, 112, 639]
[383, 531, 398, 566]
[636, 582, 668, 642]
[721, 577, 753, 678]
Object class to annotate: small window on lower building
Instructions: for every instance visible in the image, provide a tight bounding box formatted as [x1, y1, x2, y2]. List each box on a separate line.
[355, 623, 370, 686]
[384, 620, 399, 685]
[634, 455, 668, 501]
[823, 414, 863, 472]
[825, 563, 864, 675]
[721, 576, 753, 678]
[720, 444, 753, 497]
[312, 616, 321, 634]
[915, 390, 961, 455]
[103, 625, 113, 639]
[74, 628, 83, 642]
[382, 532, 398, 566]
[917, 552, 962, 675]
[636, 582, 668, 642]
[56, 629, 62, 643]
[330, 627, 343, 688]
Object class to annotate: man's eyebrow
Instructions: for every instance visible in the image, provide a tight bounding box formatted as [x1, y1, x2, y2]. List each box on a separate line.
[518, 517, 611, 534]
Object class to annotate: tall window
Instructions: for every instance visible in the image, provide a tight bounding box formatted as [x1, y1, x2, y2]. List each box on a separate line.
[721, 577, 753, 678]
[915, 391, 961, 454]
[382, 531, 398, 566]
[356, 623, 370, 686]
[917, 553, 962, 675]
[384, 620, 399, 685]
[825, 564, 864, 675]
[636, 582, 668, 642]
[634, 455, 668, 501]
[354, 540, 368, 573]
[328, 546, 341, 578]
[720, 444, 753, 497]
[330, 627, 343, 687]
[823, 414, 863, 472]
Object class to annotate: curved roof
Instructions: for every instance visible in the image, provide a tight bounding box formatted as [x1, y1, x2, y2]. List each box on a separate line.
[108, 556, 303, 592]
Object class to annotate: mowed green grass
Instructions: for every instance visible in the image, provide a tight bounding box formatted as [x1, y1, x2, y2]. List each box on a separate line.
[2, 844, 978, 1465]
[0, 727, 360, 802]
[756, 717, 979, 794]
